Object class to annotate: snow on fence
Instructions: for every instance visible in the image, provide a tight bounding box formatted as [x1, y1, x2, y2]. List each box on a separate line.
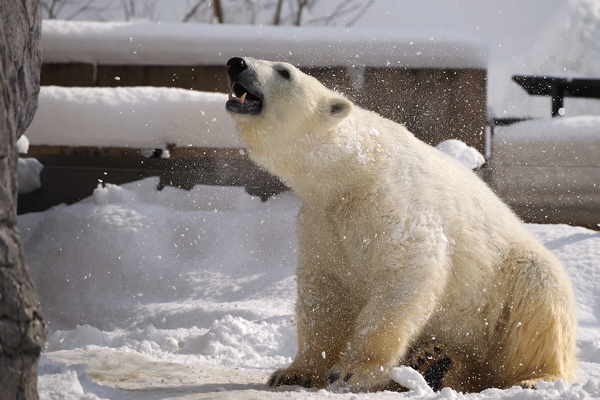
[37, 20, 488, 155]
[26, 86, 241, 150]
[20, 21, 489, 214]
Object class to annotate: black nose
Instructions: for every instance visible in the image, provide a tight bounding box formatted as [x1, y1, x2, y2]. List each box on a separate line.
[227, 57, 247, 77]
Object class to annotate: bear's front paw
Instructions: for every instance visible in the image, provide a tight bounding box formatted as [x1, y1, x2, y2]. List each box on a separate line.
[268, 367, 321, 388]
[326, 363, 394, 392]
[520, 379, 539, 389]
[405, 344, 453, 392]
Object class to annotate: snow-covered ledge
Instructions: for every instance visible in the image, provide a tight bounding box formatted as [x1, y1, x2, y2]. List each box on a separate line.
[25, 86, 241, 149]
[491, 116, 600, 228]
[41, 20, 487, 69]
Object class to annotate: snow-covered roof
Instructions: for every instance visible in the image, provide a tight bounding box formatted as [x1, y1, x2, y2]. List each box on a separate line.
[41, 20, 487, 69]
[26, 86, 242, 149]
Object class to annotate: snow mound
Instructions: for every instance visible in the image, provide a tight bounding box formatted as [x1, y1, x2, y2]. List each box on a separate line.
[17, 134, 29, 153]
[18, 157, 43, 194]
[179, 315, 294, 369]
[38, 355, 128, 400]
[389, 366, 433, 395]
[435, 139, 485, 169]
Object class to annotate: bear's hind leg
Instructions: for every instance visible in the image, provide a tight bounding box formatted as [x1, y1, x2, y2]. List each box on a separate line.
[404, 344, 491, 393]
[405, 344, 454, 392]
[491, 246, 577, 389]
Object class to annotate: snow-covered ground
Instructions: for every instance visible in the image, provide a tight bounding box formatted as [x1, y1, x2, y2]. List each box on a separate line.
[19, 178, 600, 399]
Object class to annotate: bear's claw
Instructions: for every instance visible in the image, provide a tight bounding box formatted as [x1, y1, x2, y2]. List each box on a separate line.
[268, 369, 316, 388]
[325, 371, 354, 385]
[521, 380, 538, 390]
[325, 371, 340, 384]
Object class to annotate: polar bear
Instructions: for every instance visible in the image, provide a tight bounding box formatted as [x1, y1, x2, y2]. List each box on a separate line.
[224, 57, 577, 392]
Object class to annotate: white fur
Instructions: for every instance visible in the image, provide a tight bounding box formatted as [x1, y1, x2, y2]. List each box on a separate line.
[227, 58, 577, 392]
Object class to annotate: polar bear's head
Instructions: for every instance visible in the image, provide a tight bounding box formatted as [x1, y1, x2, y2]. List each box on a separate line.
[225, 57, 354, 191]
[225, 57, 352, 147]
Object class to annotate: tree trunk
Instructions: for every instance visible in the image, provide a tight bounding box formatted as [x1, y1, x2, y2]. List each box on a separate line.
[213, 0, 224, 23]
[273, 0, 284, 25]
[0, 0, 46, 398]
[295, 0, 306, 26]
[182, 0, 206, 23]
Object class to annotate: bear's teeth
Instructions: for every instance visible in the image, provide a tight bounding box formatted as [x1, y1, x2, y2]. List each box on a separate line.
[240, 93, 247, 103]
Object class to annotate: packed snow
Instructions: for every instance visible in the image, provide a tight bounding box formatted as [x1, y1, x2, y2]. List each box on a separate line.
[435, 139, 485, 170]
[25, 86, 241, 149]
[389, 367, 434, 396]
[17, 135, 44, 194]
[41, 20, 487, 69]
[18, 158, 44, 194]
[17, 177, 600, 399]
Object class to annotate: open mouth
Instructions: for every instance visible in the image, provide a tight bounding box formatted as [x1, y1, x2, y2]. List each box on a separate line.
[226, 82, 263, 115]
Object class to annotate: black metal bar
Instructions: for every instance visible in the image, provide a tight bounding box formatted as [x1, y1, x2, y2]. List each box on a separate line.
[17, 154, 288, 214]
[551, 85, 564, 117]
[513, 75, 600, 117]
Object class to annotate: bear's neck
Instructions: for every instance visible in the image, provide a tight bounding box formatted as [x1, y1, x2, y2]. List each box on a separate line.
[246, 139, 386, 205]
[236, 114, 399, 204]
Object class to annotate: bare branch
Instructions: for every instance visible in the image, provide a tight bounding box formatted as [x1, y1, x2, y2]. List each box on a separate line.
[182, 0, 208, 22]
[345, 0, 376, 27]
[42, 0, 114, 20]
[310, 3, 361, 25]
[120, 0, 131, 20]
[295, 0, 308, 26]
[41, 0, 65, 19]
[44, 0, 376, 27]
[120, 0, 158, 21]
[212, 0, 224, 23]
[64, 0, 97, 20]
[273, 0, 284, 25]
[308, 0, 376, 26]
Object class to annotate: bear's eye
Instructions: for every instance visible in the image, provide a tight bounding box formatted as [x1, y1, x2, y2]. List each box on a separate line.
[278, 69, 291, 79]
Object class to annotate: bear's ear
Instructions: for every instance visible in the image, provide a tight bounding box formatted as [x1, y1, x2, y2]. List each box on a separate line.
[325, 97, 352, 120]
